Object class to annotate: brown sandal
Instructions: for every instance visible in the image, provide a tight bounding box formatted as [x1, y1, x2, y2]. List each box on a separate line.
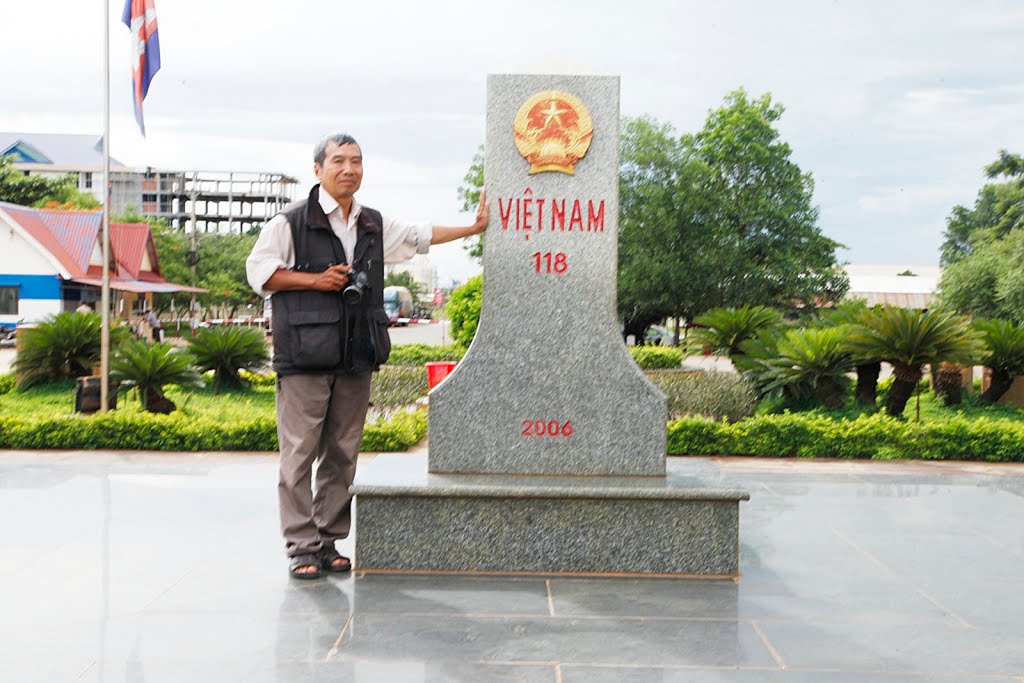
[319, 546, 352, 573]
[288, 553, 322, 580]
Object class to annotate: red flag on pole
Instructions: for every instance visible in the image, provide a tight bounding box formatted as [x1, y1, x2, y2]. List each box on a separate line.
[122, 0, 161, 136]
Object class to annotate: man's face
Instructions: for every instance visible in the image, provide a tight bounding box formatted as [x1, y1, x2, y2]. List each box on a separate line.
[315, 142, 363, 203]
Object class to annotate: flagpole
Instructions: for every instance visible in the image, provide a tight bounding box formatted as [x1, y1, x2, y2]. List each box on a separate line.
[100, 0, 112, 413]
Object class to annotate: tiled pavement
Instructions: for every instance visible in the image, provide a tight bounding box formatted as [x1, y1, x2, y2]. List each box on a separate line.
[1, 450, 1023, 682]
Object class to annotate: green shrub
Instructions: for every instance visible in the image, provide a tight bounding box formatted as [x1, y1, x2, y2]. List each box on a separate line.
[111, 340, 202, 413]
[648, 370, 759, 422]
[630, 345, 685, 369]
[0, 407, 428, 452]
[13, 312, 128, 388]
[446, 275, 482, 347]
[238, 370, 276, 388]
[0, 373, 14, 395]
[370, 366, 430, 412]
[188, 326, 270, 390]
[387, 344, 466, 366]
[666, 412, 1024, 461]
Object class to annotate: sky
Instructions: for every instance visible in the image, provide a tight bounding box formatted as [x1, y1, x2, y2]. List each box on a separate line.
[2, 0, 1023, 284]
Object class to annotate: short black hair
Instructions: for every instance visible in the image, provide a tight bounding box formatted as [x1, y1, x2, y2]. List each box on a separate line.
[314, 134, 359, 165]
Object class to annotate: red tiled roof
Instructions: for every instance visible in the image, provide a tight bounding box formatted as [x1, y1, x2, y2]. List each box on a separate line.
[0, 203, 97, 277]
[110, 223, 153, 279]
[2, 202, 204, 294]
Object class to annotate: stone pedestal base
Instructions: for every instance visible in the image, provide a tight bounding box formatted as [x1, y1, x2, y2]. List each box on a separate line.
[351, 454, 749, 577]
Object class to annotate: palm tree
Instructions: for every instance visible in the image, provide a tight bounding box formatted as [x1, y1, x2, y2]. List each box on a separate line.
[13, 312, 127, 388]
[111, 340, 202, 413]
[975, 319, 1024, 403]
[846, 307, 982, 418]
[819, 299, 882, 406]
[691, 305, 781, 368]
[187, 326, 269, 390]
[754, 327, 853, 409]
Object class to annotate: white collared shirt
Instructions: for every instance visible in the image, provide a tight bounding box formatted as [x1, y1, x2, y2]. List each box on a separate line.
[246, 186, 432, 297]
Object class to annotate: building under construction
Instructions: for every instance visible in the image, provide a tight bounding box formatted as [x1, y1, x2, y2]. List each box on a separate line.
[1, 132, 298, 233]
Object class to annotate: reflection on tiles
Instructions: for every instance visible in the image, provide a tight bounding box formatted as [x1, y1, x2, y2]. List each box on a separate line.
[1, 452, 1023, 680]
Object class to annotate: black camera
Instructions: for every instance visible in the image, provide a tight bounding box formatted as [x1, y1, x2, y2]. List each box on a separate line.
[342, 270, 369, 305]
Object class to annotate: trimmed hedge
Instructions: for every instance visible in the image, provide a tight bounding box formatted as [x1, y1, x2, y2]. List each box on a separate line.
[668, 412, 1024, 461]
[0, 408, 427, 453]
[629, 345, 685, 369]
[387, 344, 466, 366]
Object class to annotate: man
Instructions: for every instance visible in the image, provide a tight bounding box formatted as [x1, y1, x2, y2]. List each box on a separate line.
[246, 134, 487, 579]
[144, 307, 163, 342]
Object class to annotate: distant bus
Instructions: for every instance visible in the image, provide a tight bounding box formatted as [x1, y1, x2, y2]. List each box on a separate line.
[383, 286, 414, 324]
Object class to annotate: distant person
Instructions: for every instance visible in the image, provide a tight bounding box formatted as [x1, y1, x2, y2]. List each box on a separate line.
[76, 302, 93, 314]
[144, 308, 163, 342]
[246, 133, 488, 580]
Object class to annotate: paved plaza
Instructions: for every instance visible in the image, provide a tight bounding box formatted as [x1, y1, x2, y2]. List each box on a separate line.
[1, 449, 1023, 681]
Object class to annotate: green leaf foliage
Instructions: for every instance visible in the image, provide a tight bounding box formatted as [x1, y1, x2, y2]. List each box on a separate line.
[629, 345, 686, 369]
[13, 312, 127, 389]
[0, 155, 99, 209]
[0, 409, 427, 452]
[187, 326, 269, 390]
[975, 319, 1024, 403]
[0, 373, 14, 395]
[691, 305, 781, 361]
[846, 307, 982, 417]
[754, 327, 853, 409]
[386, 344, 466, 366]
[446, 275, 482, 348]
[111, 340, 203, 412]
[667, 412, 1024, 462]
[618, 92, 847, 338]
[456, 144, 485, 261]
[647, 370, 759, 422]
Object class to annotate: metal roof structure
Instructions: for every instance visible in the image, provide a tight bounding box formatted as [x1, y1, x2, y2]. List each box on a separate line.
[0, 132, 126, 168]
[844, 265, 941, 309]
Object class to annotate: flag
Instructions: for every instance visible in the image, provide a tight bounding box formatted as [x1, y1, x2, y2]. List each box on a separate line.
[122, 0, 161, 136]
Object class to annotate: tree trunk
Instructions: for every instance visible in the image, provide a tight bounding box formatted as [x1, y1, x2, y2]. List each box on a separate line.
[980, 370, 1015, 403]
[885, 364, 923, 417]
[143, 386, 176, 414]
[815, 377, 846, 410]
[935, 364, 963, 406]
[854, 361, 881, 406]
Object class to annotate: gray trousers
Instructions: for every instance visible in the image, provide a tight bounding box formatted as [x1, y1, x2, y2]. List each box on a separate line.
[276, 372, 372, 557]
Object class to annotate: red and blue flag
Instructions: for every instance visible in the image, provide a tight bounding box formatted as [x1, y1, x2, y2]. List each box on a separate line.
[122, 0, 161, 136]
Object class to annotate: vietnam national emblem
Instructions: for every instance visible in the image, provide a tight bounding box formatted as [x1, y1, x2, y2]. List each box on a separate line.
[513, 91, 593, 175]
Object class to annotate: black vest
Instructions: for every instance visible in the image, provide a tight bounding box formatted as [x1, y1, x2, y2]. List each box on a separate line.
[271, 184, 391, 376]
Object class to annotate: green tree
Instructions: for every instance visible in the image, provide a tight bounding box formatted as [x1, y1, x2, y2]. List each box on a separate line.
[456, 145, 485, 260]
[938, 150, 1024, 321]
[187, 326, 269, 390]
[941, 150, 1024, 265]
[111, 339, 202, 413]
[975, 319, 1024, 403]
[846, 307, 982, 419]
[754, 327, 853, 409]
[618, 92, 846, 338]
[446, 275, 482, 347]
[0, 155, 99, 209]
[384, 270, 426, 303]
[690, 305, 781, 368]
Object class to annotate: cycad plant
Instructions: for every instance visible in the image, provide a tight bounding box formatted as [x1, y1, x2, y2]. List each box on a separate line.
[13, 312, 126, 388]
[754, 327, 853, 409]
[975, 319, 1024, 403]
[691, 305, 781, 369]
[111, 339, 202, 413]
[819, 299, 882, 406]
[847, 307, 982, 418]
[187, 326, 269, 390]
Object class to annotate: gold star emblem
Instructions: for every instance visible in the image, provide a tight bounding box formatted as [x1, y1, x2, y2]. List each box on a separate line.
[540, 100, 568, 128]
